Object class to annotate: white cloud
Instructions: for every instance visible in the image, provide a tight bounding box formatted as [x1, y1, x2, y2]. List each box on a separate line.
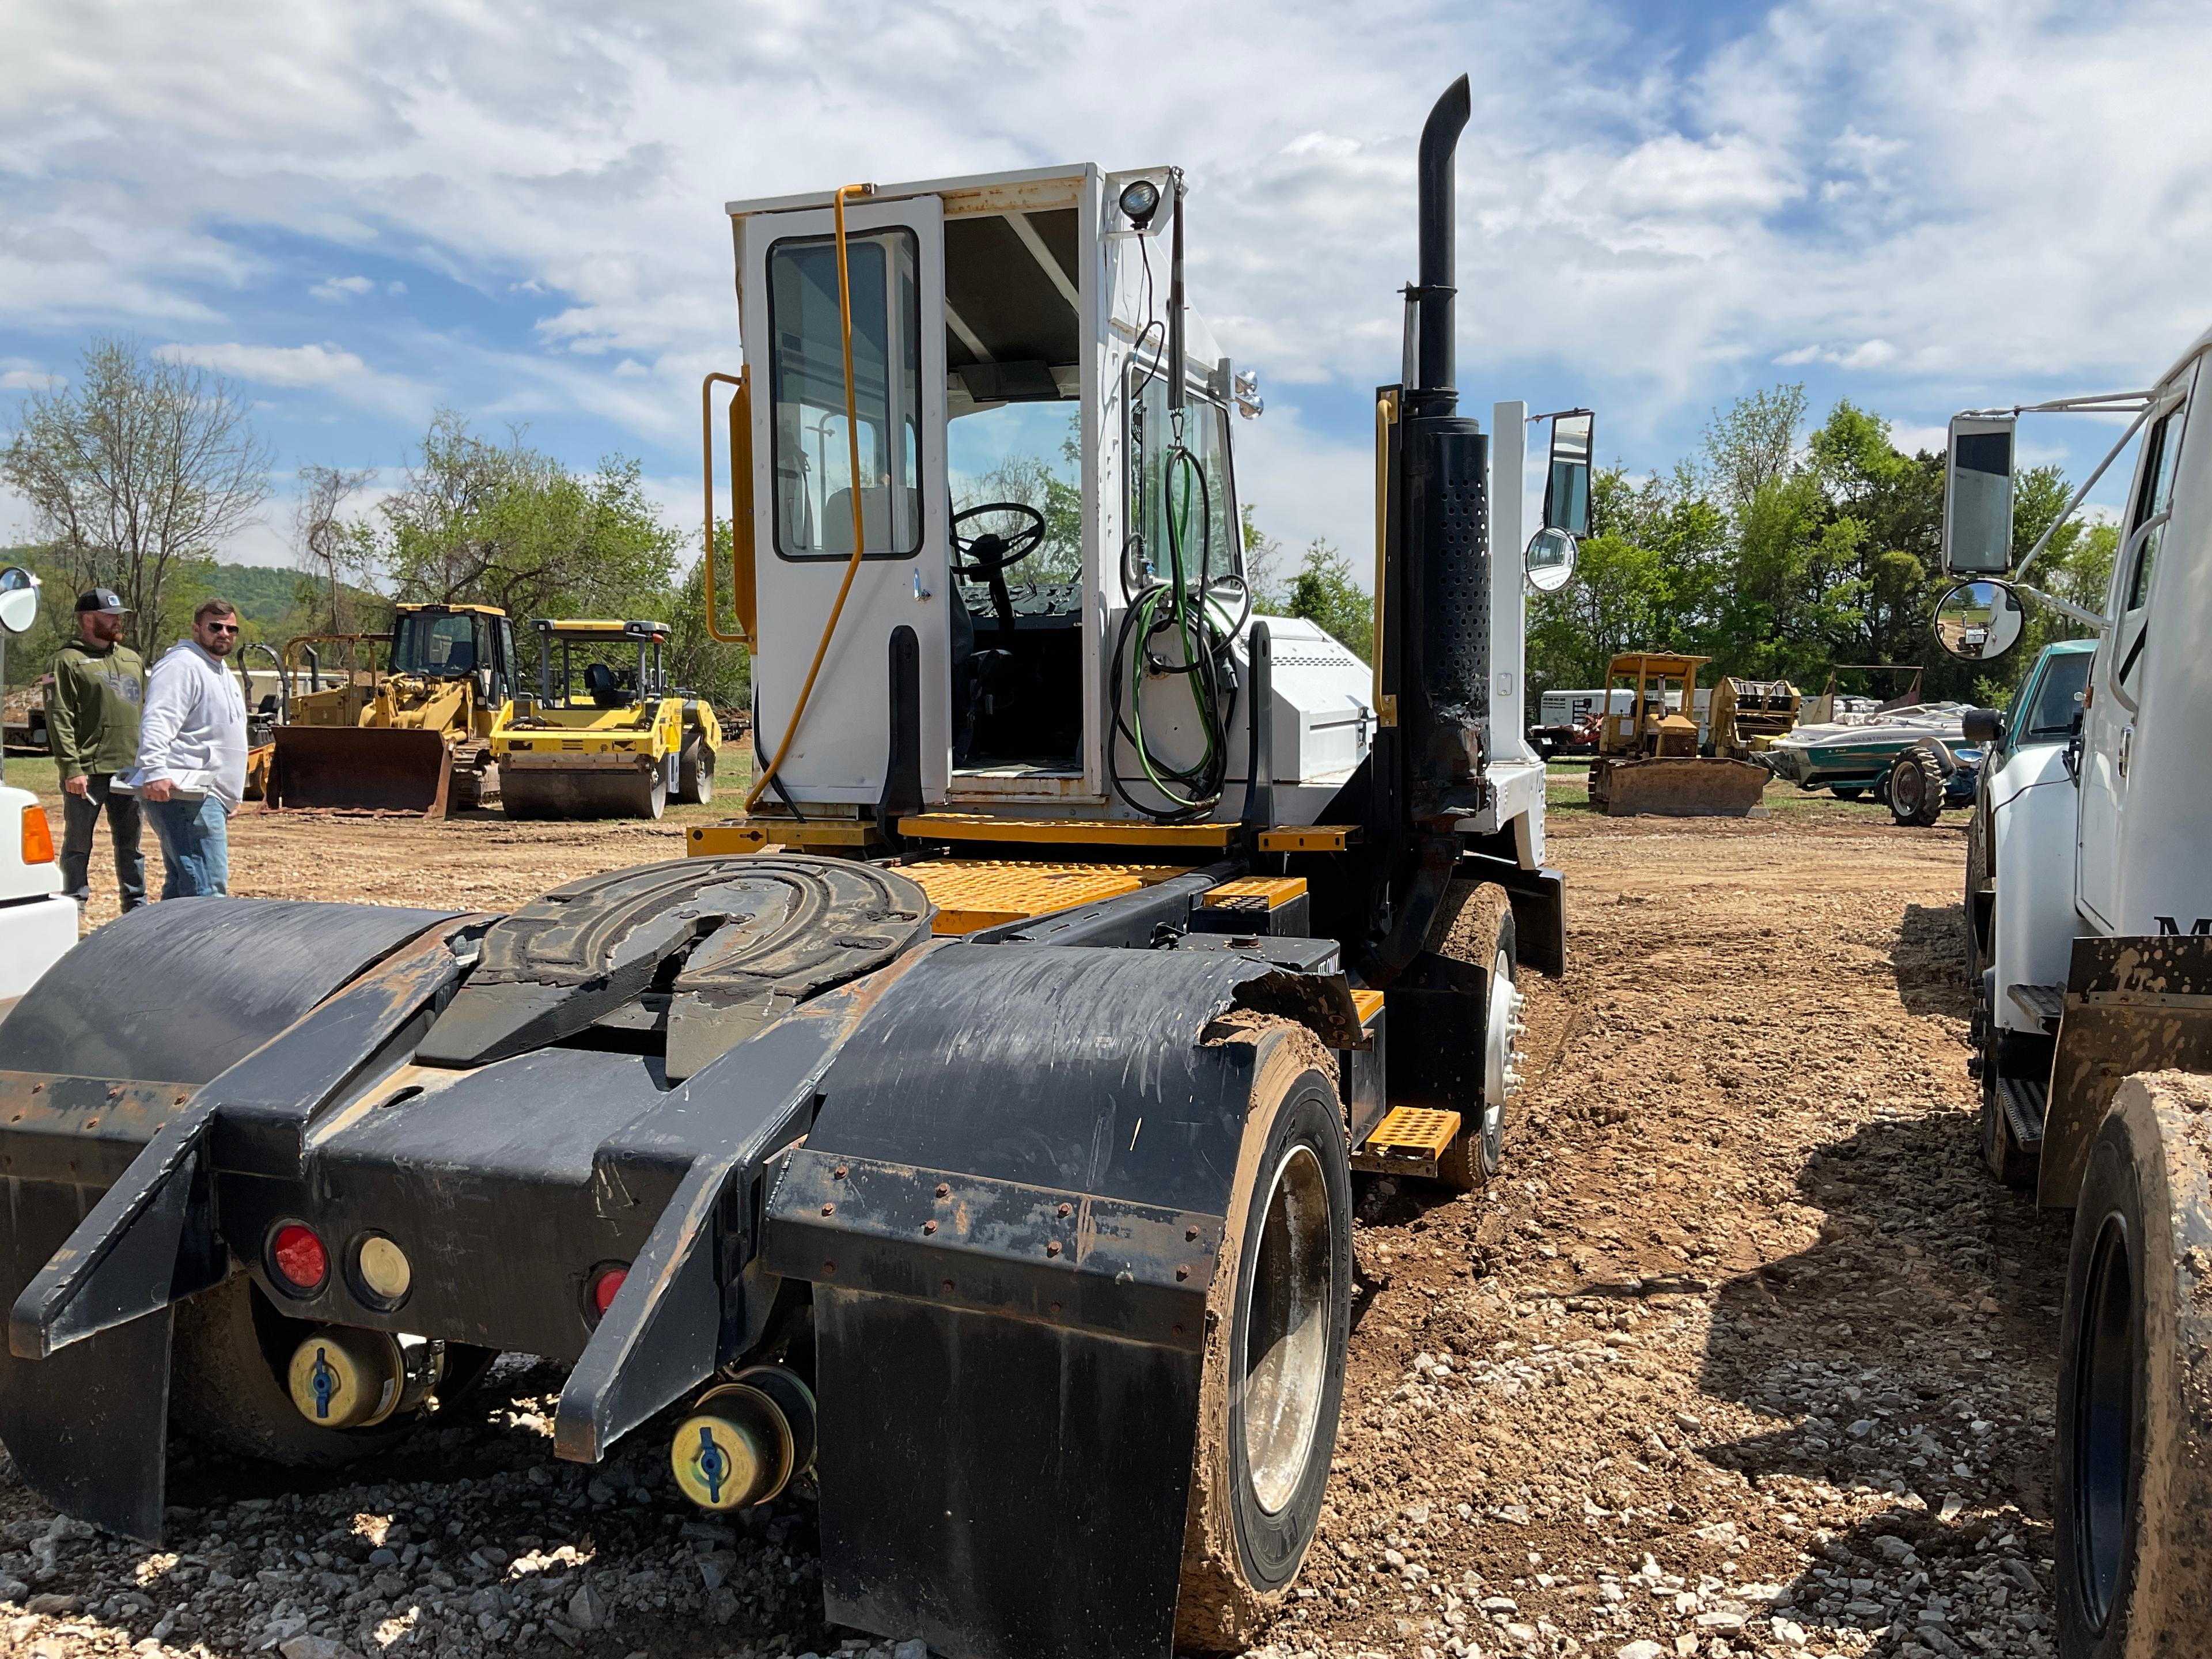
[1, 0, 2207, 503]
[151, 341, 426, 416]
[310, 275, 377, 301]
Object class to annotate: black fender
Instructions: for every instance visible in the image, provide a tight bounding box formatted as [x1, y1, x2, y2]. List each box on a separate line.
[761, 941, 1354, 1659]
[0, 899, 460, 1539]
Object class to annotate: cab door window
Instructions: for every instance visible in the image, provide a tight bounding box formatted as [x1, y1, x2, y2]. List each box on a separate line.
[2113, 378, 2192, 699]
[767, 230, 922, 560]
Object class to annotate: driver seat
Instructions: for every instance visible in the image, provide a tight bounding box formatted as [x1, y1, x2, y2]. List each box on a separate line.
[584, 661, 631, 709]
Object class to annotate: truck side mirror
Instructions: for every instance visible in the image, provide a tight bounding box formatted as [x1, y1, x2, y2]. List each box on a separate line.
[1524, 527, 1577, 593]
[1961, 707, 2006, 747]
[1543, 411, 1593, 538]
[0, 566, 39, 636]
[1933, 578, 2025, 663]
[1942, 415, 2015, 574]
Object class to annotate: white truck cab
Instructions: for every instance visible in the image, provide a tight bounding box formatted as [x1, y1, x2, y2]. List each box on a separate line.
[1933, 324, 2212, 1659]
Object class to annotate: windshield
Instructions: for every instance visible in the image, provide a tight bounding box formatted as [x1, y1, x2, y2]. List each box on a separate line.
[391, 611, 478, 677]
[2022, 651, 2092, 743]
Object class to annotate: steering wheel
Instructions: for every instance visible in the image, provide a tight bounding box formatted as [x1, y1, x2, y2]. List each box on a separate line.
[952, 502, 1048, 634]
[952, 502, 1048, 578]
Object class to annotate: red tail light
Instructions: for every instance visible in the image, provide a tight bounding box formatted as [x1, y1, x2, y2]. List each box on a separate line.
[270, 1223, 329, 1294]
[590, 1265, 628, 1319]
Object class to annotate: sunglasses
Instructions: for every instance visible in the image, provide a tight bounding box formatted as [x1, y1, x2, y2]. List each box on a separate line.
[203, 622, 241, 634]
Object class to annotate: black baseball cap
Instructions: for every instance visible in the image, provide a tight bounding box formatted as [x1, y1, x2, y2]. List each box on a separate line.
[74, 588, 128, 615]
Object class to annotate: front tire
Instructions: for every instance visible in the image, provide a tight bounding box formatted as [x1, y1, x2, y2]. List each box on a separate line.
[1175, 1022, 1353, 1654]
[677, 740, 715, 805]
[1428, 881, 1520, 1191]
[1889, 745, 1945, 826]
[2055, 1075, 2212, 1658]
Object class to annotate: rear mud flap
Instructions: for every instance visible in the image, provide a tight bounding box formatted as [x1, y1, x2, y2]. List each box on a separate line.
[0, 902, 467, 1538]
[764, 942, 1339, 1659]
[2041, 934, 2212, 1208]
[270, 725, 454, 816]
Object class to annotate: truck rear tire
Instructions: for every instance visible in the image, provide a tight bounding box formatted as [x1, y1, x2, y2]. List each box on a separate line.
[2055, 1074, 2212, 1658]
[170, 1273, 495, 1467]
[1175, 1023, 1353, 1654]
[1888, 745, 1945, 827]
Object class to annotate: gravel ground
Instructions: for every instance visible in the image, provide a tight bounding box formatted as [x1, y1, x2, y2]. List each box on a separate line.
[0, 798, 2071, 1659]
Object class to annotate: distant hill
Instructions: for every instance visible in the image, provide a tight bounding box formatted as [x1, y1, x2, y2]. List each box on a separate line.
[188, 563, 387, 640]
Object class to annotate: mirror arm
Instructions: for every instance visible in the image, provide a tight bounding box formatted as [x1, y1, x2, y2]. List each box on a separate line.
[2012, 581, 2109, 632]
[2012, 398, 2161, 584]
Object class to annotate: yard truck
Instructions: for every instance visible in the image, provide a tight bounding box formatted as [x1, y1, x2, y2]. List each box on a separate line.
[1932, 327, 2212, 1659]
[0, 78, 1586, 1659]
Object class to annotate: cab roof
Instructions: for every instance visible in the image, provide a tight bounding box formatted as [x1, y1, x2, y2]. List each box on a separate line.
[531, 619, 671, 642]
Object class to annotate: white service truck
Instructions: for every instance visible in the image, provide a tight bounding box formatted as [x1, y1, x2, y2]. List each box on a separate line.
[0, 566, 75, 1009]
[1931, 325, 2212, 1659]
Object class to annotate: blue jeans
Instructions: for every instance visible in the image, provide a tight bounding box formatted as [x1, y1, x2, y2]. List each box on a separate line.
[145, 794, 230, 899]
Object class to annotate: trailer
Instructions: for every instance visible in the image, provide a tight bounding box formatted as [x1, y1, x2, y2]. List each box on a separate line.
[1933, 330, 2212, 1658]
[0, 79, 1588, 1659]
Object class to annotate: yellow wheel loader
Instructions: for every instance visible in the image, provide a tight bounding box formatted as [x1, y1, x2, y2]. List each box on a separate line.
[1586, 652, 1770, 816]
[491, 619, 721, 820]
[267, 604, 520, 815]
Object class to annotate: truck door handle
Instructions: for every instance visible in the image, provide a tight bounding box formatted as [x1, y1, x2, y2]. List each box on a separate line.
[2119, 722, 2134, 780]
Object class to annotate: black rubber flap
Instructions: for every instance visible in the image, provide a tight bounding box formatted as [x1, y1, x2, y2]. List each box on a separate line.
[416, 857, 930, 1069]
[0, 898, 457, 1084]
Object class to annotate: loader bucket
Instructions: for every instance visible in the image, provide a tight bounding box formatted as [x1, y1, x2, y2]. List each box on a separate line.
[268, 725, 453, 816]
[1590, 756, 1768, 817]
[501, 756, 665, 820]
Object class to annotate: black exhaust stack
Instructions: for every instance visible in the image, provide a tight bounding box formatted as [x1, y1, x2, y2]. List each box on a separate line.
[1394, 76, 1490, 812]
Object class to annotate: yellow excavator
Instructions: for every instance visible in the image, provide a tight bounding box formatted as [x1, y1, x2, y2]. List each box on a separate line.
[267, 604, 519, 815]
[491, 619, 720, 819]
[1586, 652, 1770, 816]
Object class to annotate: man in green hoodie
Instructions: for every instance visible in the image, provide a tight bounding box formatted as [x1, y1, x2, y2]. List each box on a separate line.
[47, 587, 147, 911]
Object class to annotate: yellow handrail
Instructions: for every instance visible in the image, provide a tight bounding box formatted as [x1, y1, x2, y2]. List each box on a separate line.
[700, 369, 754, 646]
[1372, 391, 1399, 728]
[745, 181, 874, 812]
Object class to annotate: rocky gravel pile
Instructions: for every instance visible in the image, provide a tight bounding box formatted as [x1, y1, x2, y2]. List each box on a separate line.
[0, 808, 2071, 1659]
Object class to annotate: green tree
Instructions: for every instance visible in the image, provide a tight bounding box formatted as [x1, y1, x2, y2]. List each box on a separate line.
[2, 337, 271, 655]
[667, 522, 753, 713]
[1278, 539, 1372, 661]
[363, 412, 680, 623]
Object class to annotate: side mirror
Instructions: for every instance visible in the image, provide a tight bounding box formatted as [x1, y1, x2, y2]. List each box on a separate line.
[1961, 707, 2006, 747]
[1524, 527, 1578, 593]
[0, 566, 39, 636]
[1542, 411, 1593, 538]
[1942, 415, 2016, 574]
[1933, 577, 2025, 664]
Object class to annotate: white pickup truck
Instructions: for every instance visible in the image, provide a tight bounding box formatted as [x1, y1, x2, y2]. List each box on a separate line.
[1930, 324, 2212, 1659]
[0, 782, 77, 1011]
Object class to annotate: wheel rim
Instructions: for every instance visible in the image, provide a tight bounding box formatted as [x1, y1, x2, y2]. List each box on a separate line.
[1240, 1143, 1332, 1516]
[1896, 764, 1921, 814]
[1481, 946, 1524, 1167]
[2073, 1211, 2135, 1631]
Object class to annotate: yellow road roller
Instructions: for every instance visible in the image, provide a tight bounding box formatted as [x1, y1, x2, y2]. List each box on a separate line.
[493, 618, 721, 819]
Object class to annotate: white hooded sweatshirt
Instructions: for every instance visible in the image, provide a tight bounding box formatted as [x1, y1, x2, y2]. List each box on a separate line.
[136, 638, 249, 812]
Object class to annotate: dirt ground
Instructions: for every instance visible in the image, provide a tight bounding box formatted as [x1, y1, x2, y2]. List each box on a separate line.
[0, 794, 2070, 1659]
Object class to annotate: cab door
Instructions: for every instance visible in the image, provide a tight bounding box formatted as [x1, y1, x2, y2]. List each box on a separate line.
[2078, 389, 2189, 927]
[743, 195, 950, 806]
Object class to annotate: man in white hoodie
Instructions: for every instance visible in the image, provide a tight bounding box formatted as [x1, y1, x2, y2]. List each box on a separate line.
[135, 598, 248, 898]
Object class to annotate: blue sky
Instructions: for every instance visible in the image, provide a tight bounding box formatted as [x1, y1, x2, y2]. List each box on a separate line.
[5, 0, 2206, 570]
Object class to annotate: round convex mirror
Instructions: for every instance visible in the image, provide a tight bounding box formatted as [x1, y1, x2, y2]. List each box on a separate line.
[0, 566, 39, 637]
[1932, 578, 2024, 663]
[1524, 527, 1578, 594]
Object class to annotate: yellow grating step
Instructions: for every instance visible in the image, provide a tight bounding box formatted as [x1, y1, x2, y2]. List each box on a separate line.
[1200, 876, 1308, 912]
[1353, 1107, 1461, 1173]
[904, 861, 1186, 935]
